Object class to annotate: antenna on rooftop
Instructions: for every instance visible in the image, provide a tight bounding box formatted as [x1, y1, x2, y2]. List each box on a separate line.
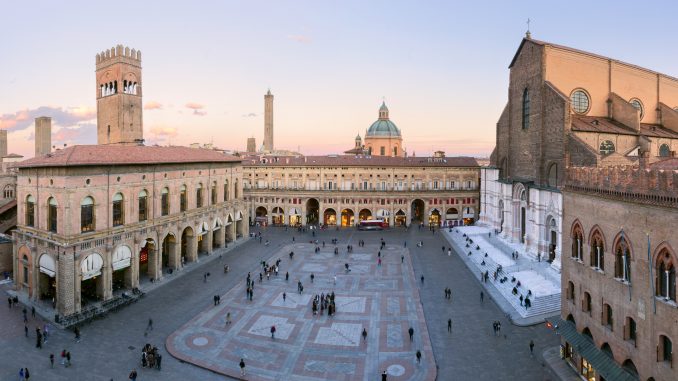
[526, 18, 531, 39]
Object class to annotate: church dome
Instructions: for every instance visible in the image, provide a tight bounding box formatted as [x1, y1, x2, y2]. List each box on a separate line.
[366, 102, 401, 137]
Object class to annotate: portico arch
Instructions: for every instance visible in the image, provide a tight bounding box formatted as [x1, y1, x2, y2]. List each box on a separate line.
[196, 221, 210, 256]
[255, 206, 268, 226]
[324, 208, 337, 226]
[181, 226, 196, 264]
[225, 213, 235, 242]
[395, 209, 406, 226]
[212, 218, 224, 249]
[37, 254, 56, 304]
[162, 233, 178, 271]
[411, 199, 425, 223]
[235, 210, 245, 238]
[139, 238, 158, 282]
[428, 208, 441, 226]
[358, 208, 372, 222]
[80, 253, 104, 305]
[306, 198, 319, 225]
[112, 245, 132, 291]
[341, 208, 354, 227]
[271, 207, 284, 225]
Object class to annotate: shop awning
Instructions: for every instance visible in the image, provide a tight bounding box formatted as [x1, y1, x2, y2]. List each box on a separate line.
[39, 254, 56, 277]
[288, 208, 300, 216]
[556, 319, 637, 381]
[112, 246, 132, 271]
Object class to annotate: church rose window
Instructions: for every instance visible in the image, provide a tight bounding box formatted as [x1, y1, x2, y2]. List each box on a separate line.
[629, 98, 644, 118]
[570, 89, 590, 114]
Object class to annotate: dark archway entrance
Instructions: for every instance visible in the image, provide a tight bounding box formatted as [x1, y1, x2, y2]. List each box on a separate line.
[358, 208, 372, 222]
[306, 198, 319, 225]
[341, 209, 354, 227]
[324, 208, 337, 226]
[181, 226, 195, 264]
[411, 199, 425, 223]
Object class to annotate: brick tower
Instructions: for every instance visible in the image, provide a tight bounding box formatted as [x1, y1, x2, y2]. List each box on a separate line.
[263, 89, 274, 152]
[95, 45, 143, 145]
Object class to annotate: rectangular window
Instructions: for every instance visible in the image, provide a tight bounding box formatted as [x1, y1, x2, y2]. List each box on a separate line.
[112, 200, 124, 226]
[48, 204, 57, 233]
[161, 193, 170, 216]
[180, 190, 187, 212]
[223, 184, 229, 201]
[211, 185, 217, 204]
[138, 196, 147, 222]
[196, 189, 203, 208]
[81, 205, 94, 232]
[25, 202, 35, 227]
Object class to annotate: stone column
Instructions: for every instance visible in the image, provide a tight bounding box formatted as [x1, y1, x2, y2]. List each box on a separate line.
[102, 256, 113, 300]
[131, 244, 140, 288]
[206, 229, 214, 254]
[57, 249, 76, 316]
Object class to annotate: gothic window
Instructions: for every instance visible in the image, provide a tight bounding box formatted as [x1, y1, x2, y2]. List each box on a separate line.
[234, 180, 239, 199]
[599, 140, 615, 155]
[582, 291, 592, 312]
[602, 303, 613, 330]
[25, 195, 35, 227]
[161, 187, 170, 216]
[211, 181, 217, 205]
[659, 335, 673, 364]
[590, 230, 604, 270]
[3, 185, 14, 199]
[80, 196, 95, 232]
[629, 98, 644, 118]
[571, 223, 584, 260]
[223, 180, 229, 201]
[659, 144, 671, 157]
[522, 88, 530, 130]
[48, 197, 57, 233]
[624, 317, 637, 343]
[112, 193, 124, 226]
[180, 185, 187, 212]
[570, 89, 590, 114]
[657, 249, 676, 302]
[547, 163, 558, 187]
[138, 190, 148, 222]
[614, 236, 631, 282]
[567, 281, 575, 301]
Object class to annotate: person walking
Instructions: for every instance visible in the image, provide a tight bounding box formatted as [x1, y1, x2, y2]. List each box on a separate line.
[408, 327, 414, 342]
[401, 255, 404, 263]
[282, 292, 287, 302]
[74, 327, 81, 342]
[129, 369, 138, 381]
[226, 312, 232, 325]
[49, 353, 54, 368]
[24, 324, 28, 337]
[24, 368, 29, 381]
[271, 325, 276, 339]
[362, 328, 367, 342]
[447, 319, 452, 333]
[420, 275, 424, 284]
[239, 358, 246, 376]
[480, 291, 484, 303]
[60, 350, 66, 366]
[382, 370, 388, 381]
[31, 306, 35, 318]
[447, 249, 451, 256]
[19, 368, 24, 381]
[416, 350, 422, 364]
[529, 340, 535, 355]
[286, 271, 289, 281]
[65, 351, 71, 367]
[310, 273, 315, 283]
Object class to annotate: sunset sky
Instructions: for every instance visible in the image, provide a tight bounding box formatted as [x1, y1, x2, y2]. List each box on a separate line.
[2, 0, 677, 159]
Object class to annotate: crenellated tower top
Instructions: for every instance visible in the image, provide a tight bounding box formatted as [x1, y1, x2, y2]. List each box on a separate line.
[96, 44, 141, 68]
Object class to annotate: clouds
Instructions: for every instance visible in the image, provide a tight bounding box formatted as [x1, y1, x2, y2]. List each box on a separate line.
[287, 34, 312, 44]
[52, 123, 97, 145]
[185, 102, 206, 116]
[149, 126, 178, 138]
[0, 106, 95, 132]
[144, 101, 163, 110]
[242, 112, 258, 118]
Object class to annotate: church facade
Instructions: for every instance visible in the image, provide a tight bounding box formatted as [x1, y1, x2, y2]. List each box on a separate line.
[480, 35, 678, 271]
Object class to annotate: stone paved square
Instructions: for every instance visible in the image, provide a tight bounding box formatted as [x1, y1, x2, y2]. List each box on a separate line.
[333, 296, 366, 313]
[247, 314, 295, 340]
[314, 322, 363, 346]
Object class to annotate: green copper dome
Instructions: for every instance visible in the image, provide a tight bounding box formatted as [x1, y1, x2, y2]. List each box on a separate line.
[366, 101, 401, 137]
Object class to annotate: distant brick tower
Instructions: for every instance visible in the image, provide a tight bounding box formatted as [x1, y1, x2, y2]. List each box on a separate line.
[95, 45, 143, 145]
[263, 89, 274, 152]
[34, 116, 52, 156]
[247, 137, 256, 153]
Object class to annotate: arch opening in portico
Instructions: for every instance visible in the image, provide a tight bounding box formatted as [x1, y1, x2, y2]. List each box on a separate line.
[139, 238, 157, 282]
[306, 198, 319, 225]
[181, 226, 196, 264]
[358, 208, 372, 222]
[197, 221, 209, 257]
[161, 234, 178, 271]
[212, 219, 224, 249]
[341, 209, 354, 227]
[429, 208, 441, 227]
[225, 214, 235, 242]
[271, 207, 284, 225]
[255, 206, 268, 226]
[324, 208, 337, 226]
[395, 209, 406, 226]
[288, 207, 301, 226]
[446, 207, 459, 227]
[112, 245, 132, 291]
[376, 209, 390, 226]
[37, 253, 57, 304]
[411, 199, 425, 224]
[235, 211, 245, 238]
[80, 252, 104, 306]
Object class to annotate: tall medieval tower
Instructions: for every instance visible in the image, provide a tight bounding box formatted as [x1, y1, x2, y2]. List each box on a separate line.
[263, 89, 274, 152]
[95, 45, 143, 145]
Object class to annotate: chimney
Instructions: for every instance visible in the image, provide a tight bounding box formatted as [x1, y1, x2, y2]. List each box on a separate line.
[35, 117, 52, 156]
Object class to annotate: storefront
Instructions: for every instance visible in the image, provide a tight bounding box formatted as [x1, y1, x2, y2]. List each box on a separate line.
[112, 245, 132, 291]
[395, 209, 407, 226]
[463, 206, 475, 225]
[376, 209, 390, 226]
[271, 207, 284, 225]
[428, 208, 441, 226]
[288, 208, 301, 226]
[445, 208, 460, 227]
[324, 208, 337, 226]
[38, 254, 57, 303]
[80, 253, 104, 304]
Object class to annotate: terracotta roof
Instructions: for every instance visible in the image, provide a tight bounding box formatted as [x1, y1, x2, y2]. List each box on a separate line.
[571, 116, 678, 139]
[510, 38, 678, 82]
[243, 154, 478, 168]
[650, 158, 678, 170]
[16, 145, 241, 168]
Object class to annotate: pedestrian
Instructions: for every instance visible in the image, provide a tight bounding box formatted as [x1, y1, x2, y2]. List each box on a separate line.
[286, 271, 289, 281]
[49, 353, 54, 368]
[416, 350, 422, 364]
[31, 306, 35, 318]
[480, 291, 484, 302]
[203, 272, 208, 283]
[129, 369, 138, 381]
[283, 292, 287, 302]
[529, 340, 535, 355]
[310, 273, 315, 283]
[408, 327, 414, 342]
[271, 325, 276, 339]
[448, 249, 451, 256]
[226, 312, 232, 325]
[377, 258, 381, 266]
[24, 368, 29, 381]
[239, 358, 246, 376]
[382, 370, 388, 381]
[362, 328, 367, 342]
[420, 275, 424, 284]
[333, 275, 337, 285]
[23, 307, 27, 323]
[60, 349, 66, 365]
[24, 324, 28, 337]
[401, 255, 404, 263]
[65, 351, 71, 367]
[156, 353, 162, 370]
[448, 318, 452, 333]
[19, 368, 24, 381]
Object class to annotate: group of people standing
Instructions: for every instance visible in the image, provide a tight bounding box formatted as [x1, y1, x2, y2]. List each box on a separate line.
[311, 292, 336, 316]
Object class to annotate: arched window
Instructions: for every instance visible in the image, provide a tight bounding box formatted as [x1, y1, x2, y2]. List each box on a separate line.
[48, 197, 58, 233]
[590, 230, 605, 270]
[629, 98, 644, 118]
[81, 196, 95, 232]
[196, 183, 203, 208]
[657, 249, 676, 302]
[570, 89, 590, 114]
[224, 180, 229, 201]
[138, 190, 148, 222]
[571, 223, 584, 260]
[567, 281, 575, 302]
[161, 187, 170, 216]
[180, 185, 187, 212]
[211, 181, 217, 205]
[25, 195, 35, 227]
[599, 140, 615, 155]
[234, 180, 239, 199]
[582, 292, 592, 313]
[659, 143, 671, 157]
[522, 88, 530, 129]
[602, 304, 613, 330]
[614, 236, 631, 282]
[624, 317, 636, 343]
[547, 163, 558, 188]
[393, 146, 398, 156]
[3, 185, 14, 199]
[112, 193, 124, 226]
[659, 335, 673, 363]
